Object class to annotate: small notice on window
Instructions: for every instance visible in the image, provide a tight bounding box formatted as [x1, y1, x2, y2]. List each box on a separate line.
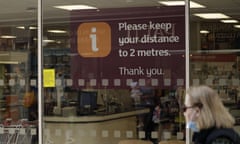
[43, 69, 55, 87]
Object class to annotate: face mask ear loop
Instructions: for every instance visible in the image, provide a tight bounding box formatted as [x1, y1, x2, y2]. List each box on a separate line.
[187, 106, 201, 132]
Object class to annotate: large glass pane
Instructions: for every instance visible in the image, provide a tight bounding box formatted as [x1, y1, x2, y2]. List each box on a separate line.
[189, 0, 240, 142]
[0, 0, 239, 144]
[0, 0, 38, 143]
[42, 1, 186, 144]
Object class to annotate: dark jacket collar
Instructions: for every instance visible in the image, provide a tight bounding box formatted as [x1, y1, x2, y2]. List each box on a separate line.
[192, 127, 215, 144]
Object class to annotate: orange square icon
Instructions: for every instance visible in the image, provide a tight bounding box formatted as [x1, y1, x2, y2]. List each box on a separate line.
[77, 22, 111, 57]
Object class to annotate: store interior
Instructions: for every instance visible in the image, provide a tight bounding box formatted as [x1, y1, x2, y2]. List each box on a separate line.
[0, 0, 240, 144]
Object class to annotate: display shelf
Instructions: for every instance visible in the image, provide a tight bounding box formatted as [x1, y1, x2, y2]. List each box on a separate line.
[0, 100, 6, 111]
[43, 48, 70, 76]
[190, 53, 240, 103]
[0, 51, 30, 122]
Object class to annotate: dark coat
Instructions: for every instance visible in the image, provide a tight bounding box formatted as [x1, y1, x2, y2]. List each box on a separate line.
[193, 127, 240, 144]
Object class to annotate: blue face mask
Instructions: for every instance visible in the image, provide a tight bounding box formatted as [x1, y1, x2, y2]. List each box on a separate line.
[187, 121, 199, 132]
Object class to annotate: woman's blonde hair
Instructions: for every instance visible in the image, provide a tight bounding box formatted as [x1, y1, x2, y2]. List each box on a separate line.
[186, 85, 235, 129]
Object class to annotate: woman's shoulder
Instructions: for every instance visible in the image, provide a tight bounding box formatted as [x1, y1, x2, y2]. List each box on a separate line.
[193, 128, 214, 143]
[206, 128, 240, 144]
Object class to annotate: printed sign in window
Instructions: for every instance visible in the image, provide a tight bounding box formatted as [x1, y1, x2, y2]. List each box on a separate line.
[77, 22, 111, 57]
[43, 69, 55, 87]
[71, 7, 186, 88]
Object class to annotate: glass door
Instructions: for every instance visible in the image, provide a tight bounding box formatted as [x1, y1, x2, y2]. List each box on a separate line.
[42, 1, 186, 144]
[0, 0, 38, 143]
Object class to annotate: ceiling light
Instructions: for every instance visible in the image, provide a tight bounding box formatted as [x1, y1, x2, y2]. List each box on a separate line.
[190, 1, 206, 8]
[16, 26, 37, 30]
[194, 13, 230, 19]
[16, 26, 25, 29]
[47, 30, 67, 34]
[158, 1, 185, 6]
[0, 35, 16, 39]
[0, 61, 19, 64]
[220, 19, 238, 23]
[54, 5, 97, 11]
[234, 25, 240, 28]
[43, 39, 55, 43]
[29, 26, 37, 30]
[158, 1, 205, 8]
[200, 30, 209, 34]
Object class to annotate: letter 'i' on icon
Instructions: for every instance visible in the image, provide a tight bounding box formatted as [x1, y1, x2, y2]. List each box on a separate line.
[89, 27, 99, 52]
[77, 22, 111, 58]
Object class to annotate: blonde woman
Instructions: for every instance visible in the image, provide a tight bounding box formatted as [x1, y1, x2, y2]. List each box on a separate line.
[183, 85, 240, 144]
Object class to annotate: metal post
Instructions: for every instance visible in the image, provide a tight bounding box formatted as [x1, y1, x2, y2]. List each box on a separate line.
[185, 0, 190, 143]
[37, 0, 43, 143]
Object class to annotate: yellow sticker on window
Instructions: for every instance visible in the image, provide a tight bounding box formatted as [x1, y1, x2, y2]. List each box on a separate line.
[43, 69, 55, 87]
